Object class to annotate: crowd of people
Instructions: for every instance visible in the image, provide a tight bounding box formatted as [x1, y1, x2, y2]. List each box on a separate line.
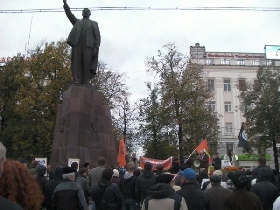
[1, 141, 280, 210]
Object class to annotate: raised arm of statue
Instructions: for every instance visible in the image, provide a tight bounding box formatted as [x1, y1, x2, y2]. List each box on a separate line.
[63, 0, 77, 26]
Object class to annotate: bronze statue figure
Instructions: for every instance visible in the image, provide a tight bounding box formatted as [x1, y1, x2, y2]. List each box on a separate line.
[63, 0, 101, 84]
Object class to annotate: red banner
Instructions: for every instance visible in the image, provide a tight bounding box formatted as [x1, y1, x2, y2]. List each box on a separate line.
[139, 156, 173, 170]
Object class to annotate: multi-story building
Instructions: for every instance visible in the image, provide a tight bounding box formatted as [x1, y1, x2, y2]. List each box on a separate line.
[189, 43, 280, 167]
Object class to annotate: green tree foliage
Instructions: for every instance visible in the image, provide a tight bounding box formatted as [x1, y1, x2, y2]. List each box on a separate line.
[139, 43, 220, 161]
[239, 67, 280, 171]
[0, 40, 72, 160]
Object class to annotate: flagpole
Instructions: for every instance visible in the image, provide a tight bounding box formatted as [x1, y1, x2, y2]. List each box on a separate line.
[184, 149, 196, 163]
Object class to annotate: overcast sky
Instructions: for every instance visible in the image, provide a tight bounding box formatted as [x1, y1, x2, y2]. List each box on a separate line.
[0, 0, 279, 103]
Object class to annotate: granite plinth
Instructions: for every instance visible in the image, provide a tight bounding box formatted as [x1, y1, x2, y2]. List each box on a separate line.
[50, 85, 117, 168]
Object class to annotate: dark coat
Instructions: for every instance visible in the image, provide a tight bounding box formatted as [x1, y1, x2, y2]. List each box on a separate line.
[250, 167, 279, 210]
[0, 197, 23, 210]
[135, 171, 157, 203]
[92, 181, 123, 210]
[45, 179, 62, 210]
[252, 165, 275, 185]
[224, 188, 263, 210]
[205, 184, 232, 210]
[35, 174, 48, 208]
[176, 182, 209, 210]
[52, 180, 88, 210]
[119, 173, 137, 200]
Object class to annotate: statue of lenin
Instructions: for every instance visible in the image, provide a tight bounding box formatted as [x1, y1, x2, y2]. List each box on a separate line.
[63, 0, 101, 84]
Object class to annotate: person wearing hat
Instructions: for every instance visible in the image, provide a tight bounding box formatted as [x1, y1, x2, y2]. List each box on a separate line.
[201, 170, 228, 190]
[35, 164, 48, 208]
[135, 162, 157, 207]
[204, 175, 231, 210]
[142, 173, 188, 210]
[177, 168, 209, 210]
[52, 166, 87, 210]
[224, 172, 263, 210]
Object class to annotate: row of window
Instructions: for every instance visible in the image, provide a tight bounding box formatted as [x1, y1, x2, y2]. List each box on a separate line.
[206, 59, 274, 66]
[208, 101, 232, 112]
[208, 79, 259, 92]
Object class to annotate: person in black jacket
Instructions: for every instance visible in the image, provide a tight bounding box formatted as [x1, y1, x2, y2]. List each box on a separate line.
[92, 168, 123, 210]
[177, 168, 209, 210]
[52, 167, 87, 210]
[35, 164, 48, 209]
[135, 162, 157, 206]
[250, 167, 279, 210]
[120, 162, 138, 210]
[45, 166, 63, 210]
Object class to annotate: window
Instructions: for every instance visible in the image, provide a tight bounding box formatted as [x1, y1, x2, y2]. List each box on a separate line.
[236, 60, 245, 66]
[206, 59, 213, 65]
[224, 79, 231, 91]
[208, 79, 215, 91]
[238, 79, 246, 91]
[251, 60, 260, 66]
[225, 102, 232, 112]
[208, 101, 215, 112]
[254, 80, 260, 91]
[221, 59, 230, 65]
[225, 123, 233, 133]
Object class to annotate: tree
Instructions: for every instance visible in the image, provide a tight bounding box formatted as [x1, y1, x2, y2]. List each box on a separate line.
[239, 66, 280, 171]
[0, 39, 131, 161]
[142, 43, 220, 161]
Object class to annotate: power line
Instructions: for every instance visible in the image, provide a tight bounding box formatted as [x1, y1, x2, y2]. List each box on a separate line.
[1, 6, 280, 13]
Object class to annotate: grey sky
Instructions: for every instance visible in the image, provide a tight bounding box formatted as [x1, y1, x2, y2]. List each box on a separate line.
[0, 0, 279, 102]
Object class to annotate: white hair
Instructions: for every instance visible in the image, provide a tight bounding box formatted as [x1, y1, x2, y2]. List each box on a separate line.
[62, 172, 75, 180]
[0, 142, 6, 162]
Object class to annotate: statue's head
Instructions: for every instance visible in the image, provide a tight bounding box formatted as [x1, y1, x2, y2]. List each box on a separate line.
[82, 8, 91, 18]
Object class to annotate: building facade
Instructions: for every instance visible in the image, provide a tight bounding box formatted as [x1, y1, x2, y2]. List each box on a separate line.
[189, 43, 280, 165]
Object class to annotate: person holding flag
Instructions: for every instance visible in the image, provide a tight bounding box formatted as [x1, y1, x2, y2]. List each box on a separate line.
[196, 139, 210, 173]
[117, 135, 127, 168]
[238, 122, 251, 153]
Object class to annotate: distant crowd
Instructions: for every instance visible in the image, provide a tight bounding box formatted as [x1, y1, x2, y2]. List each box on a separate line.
[1, 142, 280, 210]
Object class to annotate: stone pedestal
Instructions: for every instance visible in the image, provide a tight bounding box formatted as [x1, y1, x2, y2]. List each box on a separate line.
[50, 85, 117, 168]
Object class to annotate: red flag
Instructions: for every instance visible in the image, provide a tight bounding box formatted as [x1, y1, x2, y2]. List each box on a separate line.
[195, 139, 209, 153]
[117, 135, 127, 167]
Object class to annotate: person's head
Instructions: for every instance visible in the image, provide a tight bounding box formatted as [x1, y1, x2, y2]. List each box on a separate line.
[62, 167, 76, 181]
[70, 162, 78, 170]
[231, 172, 249, 189]
[132, 153, 136, 158]
[199, 150, 204, 155]
[0, 142, 7, 177]
[36, 164, 47, 176]
[156, 164, 164, 171]
[213, 170, 223, 181]
[30, 160, 38, 168]
[215, 153, 220, 158]
[0, 160, 44, 209]
[102, 168, 114, 181]
[54, 166, 63, 181]
[133, 168, 141, 177]
[144, 162, 153, 172]
[113, 169, 119, 178]
[17, 158, 28, 168]
[210, 175, 221, 186]
[82, 8, 91, 18]
[83, 162, 90, 169]
[126, 162, 135, 172]
[181, 168, 196, 183]
[78, 167, 88, 177]
[156, 174, 174, 186]
[258, 157, 266, 166]
[97, 157, 107, 167]
[174, 175, 182, 186]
